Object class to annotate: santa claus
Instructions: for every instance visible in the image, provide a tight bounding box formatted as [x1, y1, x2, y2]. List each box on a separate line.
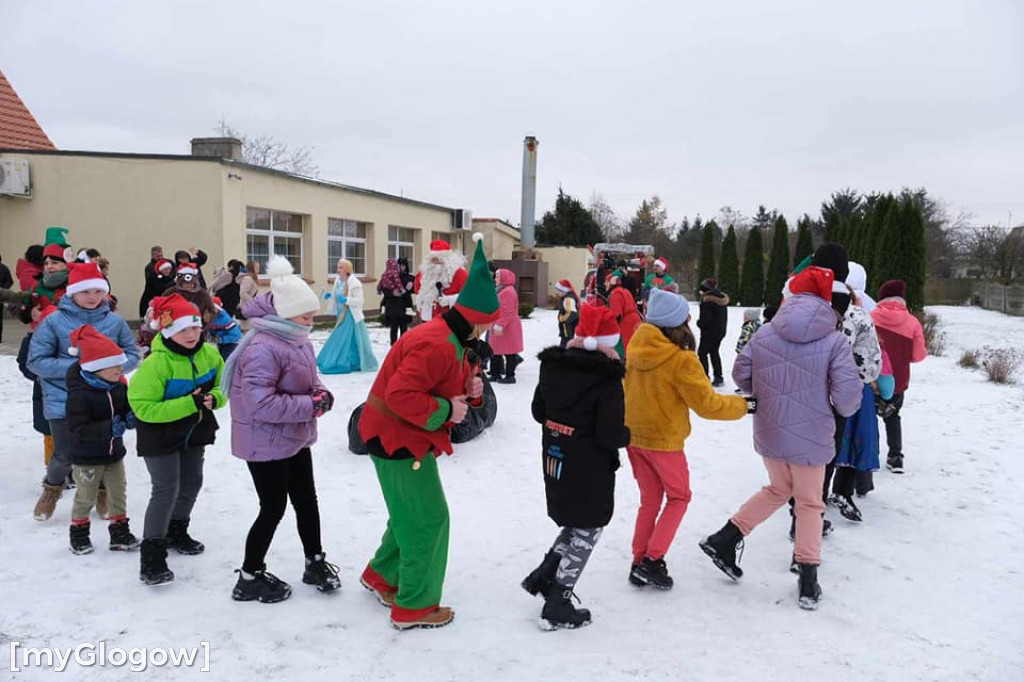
[414, 238, 470, 321]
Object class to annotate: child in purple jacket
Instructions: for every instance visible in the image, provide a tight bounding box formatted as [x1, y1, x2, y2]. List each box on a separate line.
[699, 266, 861, 610]
[221, 256, 339, 604]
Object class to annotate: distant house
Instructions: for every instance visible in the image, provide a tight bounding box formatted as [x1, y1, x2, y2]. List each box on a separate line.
[0, 69, 56, 150]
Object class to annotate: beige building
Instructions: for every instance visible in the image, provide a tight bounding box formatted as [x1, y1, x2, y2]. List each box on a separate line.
[534, 245, 592, 302]
[0, 140, 479, 317]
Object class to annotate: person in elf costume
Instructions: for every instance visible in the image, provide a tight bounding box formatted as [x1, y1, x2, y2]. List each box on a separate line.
[28, 227, 73, 310]
[358, 233, 500, 630]
[413, 239, 469, 322]
[642, 257, 677, 294]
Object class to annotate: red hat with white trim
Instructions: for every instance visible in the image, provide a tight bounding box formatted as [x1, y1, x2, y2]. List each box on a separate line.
[430, 239, 452, 252]
[787, 266, 834, 302]
[155, 259, 174, 274]
[149, 293, 202, 337]
[575, 303, 620, 351]
[554, 278, 575, 294]
[175, 263, 199, 280]
[654, 257, 669, 272]
[66, 262, 110, 296]
[68, 324, 127, 372]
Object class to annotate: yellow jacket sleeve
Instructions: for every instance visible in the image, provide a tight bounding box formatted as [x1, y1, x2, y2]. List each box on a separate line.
[673, 352, 748, 422]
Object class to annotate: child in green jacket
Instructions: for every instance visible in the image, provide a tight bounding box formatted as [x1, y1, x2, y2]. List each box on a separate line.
[128, 294, 226, 586]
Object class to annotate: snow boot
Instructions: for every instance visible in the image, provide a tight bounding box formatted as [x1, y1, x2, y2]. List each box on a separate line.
[233, 568, 292, 604]
[33, 483, 63, 522]
[699, 520, 745, 581]
[139, 538, 175, 586]
[69, 522, 93, 555]
[95, 487, 109, 520]
[302, 553, 341, 593]
[797, 563, 822, 610]
[829, 494, 862, 522]
[539, 582, 591, 631]
[628, 563, 645, 587]
[629, 557, 674, 589]
[789, 553, 799, 575]
[390, 606, 455, 630]
[166, 518, 204, 555]
[712, 376, 725, 387]
[109, 519, 141, 551]
[359, 576, 397, 607]
[886, 454, 904, 474]
[522, 550, 561, 597]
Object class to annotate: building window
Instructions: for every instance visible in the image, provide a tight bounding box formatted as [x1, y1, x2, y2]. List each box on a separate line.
[328, 218, 369, 276]
[246, 207, 304, 275]
[388, 225, 416, 263]
[431, 231, 452, 244]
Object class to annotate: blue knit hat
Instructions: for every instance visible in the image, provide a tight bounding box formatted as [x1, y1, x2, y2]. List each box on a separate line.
[646, 288, 690, 328]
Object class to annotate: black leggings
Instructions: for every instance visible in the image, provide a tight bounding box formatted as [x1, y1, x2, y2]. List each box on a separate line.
[243, 448, 322, 573]
[389, 321, 408, 346]
[697, 336, 723, 380]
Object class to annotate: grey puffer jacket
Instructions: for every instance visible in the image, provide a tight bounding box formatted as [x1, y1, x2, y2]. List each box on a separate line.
[732, 293, 862, 466]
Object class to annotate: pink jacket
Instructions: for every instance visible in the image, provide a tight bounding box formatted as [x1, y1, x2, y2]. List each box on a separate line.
[871, 298, 926, 394]
[490, 269, 524, 355]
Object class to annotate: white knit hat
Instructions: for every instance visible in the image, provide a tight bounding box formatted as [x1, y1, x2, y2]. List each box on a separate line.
[266, 255, 320, 318]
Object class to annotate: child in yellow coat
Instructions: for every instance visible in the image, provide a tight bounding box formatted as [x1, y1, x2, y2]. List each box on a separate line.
[624, 288, 752, 589]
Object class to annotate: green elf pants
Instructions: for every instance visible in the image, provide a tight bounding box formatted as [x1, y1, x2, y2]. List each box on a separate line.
[368, 454, 450, 617]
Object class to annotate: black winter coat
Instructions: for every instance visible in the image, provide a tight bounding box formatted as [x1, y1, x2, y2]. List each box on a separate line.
[697, 292, 730, 342]
[531, 346, 630, 528]
[17, 333, 49, 435]
[65, 364, 131, 465]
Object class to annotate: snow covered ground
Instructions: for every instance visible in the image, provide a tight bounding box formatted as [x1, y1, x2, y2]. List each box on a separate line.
[0, 304, 1021, 682]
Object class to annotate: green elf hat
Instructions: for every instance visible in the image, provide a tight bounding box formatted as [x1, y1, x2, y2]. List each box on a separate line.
[42, 226, 71, 261]
[454, 232, 501, 324]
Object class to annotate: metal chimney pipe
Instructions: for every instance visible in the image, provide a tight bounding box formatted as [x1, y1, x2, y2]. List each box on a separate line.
[520, 136, 539, 250]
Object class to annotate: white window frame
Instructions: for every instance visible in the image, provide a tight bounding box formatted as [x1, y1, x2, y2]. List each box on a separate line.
[246, 207, 305, 275]
[388, 225, 416, 263]
[328, 218, 369, 277]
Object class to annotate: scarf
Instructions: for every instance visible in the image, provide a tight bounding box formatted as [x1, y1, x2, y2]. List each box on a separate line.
[43, 270, 69, 290]
[220, 315, 311, 395]
[377, 259, 403, 294]
[81, 370, 120, 391]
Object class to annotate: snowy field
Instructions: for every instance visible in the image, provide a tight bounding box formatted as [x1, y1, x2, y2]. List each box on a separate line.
[0, 304, 1022, 682]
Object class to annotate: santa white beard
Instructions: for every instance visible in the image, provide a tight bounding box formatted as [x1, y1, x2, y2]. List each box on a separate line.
[417, 250, 467, 318]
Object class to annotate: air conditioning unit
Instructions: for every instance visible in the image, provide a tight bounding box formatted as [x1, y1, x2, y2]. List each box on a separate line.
[453, 208, 473, 230]
[0, 158, 32, 197]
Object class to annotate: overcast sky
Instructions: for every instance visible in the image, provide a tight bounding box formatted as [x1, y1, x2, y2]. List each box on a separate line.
[3, 0, 1021, 229]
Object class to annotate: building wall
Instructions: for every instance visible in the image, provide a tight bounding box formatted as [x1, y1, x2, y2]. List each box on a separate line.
[534, 246, 591, 302]
[471, 219, 520, 261]
[0, 153, 224, 312]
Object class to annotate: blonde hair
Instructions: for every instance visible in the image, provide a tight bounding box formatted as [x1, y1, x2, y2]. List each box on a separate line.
[337, 259, 353, 275]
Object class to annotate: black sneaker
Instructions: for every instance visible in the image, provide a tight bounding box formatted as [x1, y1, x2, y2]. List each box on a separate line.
[539, 582, 591, 631]
[166, 518, 205, 555]
[302, 553, 341, 593]
[797, 563, 822, 610]
[629, 557, 674, 589]
[886, 455, 904, 474]
[628, 563, 646, 587]
[712, 377, 725, 387]
[699, 521, 745, 581]
[109, 519, 141, 551]
[829, 494, 863, 522]
[233, 569, 292, 604]
[139, 538, 174, 586]
[70, 523, 93, 555]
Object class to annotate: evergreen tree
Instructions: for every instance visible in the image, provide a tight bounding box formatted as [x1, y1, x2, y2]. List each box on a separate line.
[860, 193, 895, 293]
[764, 215, 791, 307]
[535, 188, 603, 246]
[740, 227, 765, 306]
[872, 197, 903, 299]
[794, 215, 814, 265]
[901, 194, 927, 310]
[697, 221, 717, 285]
[717, 225, 740, 302]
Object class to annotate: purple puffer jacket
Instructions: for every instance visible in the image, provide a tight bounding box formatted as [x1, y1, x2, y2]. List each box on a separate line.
[733, 293, 862, 466]
[229, 295, 324, 462]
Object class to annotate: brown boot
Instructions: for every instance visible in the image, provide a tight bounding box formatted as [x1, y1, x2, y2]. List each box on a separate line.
[359, 576, 397, 608]
[95, 488, 109, 520]
[33, 483, 63, 522]
[390, 606, 454, 630]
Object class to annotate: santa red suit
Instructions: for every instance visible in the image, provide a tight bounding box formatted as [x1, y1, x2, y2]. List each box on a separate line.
[414, 239, 469, 321]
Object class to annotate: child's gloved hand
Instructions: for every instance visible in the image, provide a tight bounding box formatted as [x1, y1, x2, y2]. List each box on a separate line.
[745, 397, 758, 414]
[311, 388, 334, 418]
[192, 389, 213, 410]
[111, 415, 127, 438]
[126, 411, 137, 430]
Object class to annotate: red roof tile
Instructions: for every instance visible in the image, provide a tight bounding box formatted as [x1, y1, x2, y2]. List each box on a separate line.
[0, 69, 55, 150]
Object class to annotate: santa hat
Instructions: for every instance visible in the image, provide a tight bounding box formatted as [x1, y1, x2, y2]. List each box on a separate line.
[155, 259, 174, 274]
[42, 226, 70, 261]
[787, 266, 834, 302]
[266, 255, 321, 318]
[175, 263, 199, 280]
[453, 233, 500, 324]
[212, 296, 223, 310]
[654, 257, 669, 272]
[554, 278, 575, 295]
[68, 324, 127, 372]
[430, 239, 452, 252]
[66, 262, 110, 296]
[149, 293, 203, 338]
[575, 303, 620, 351]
